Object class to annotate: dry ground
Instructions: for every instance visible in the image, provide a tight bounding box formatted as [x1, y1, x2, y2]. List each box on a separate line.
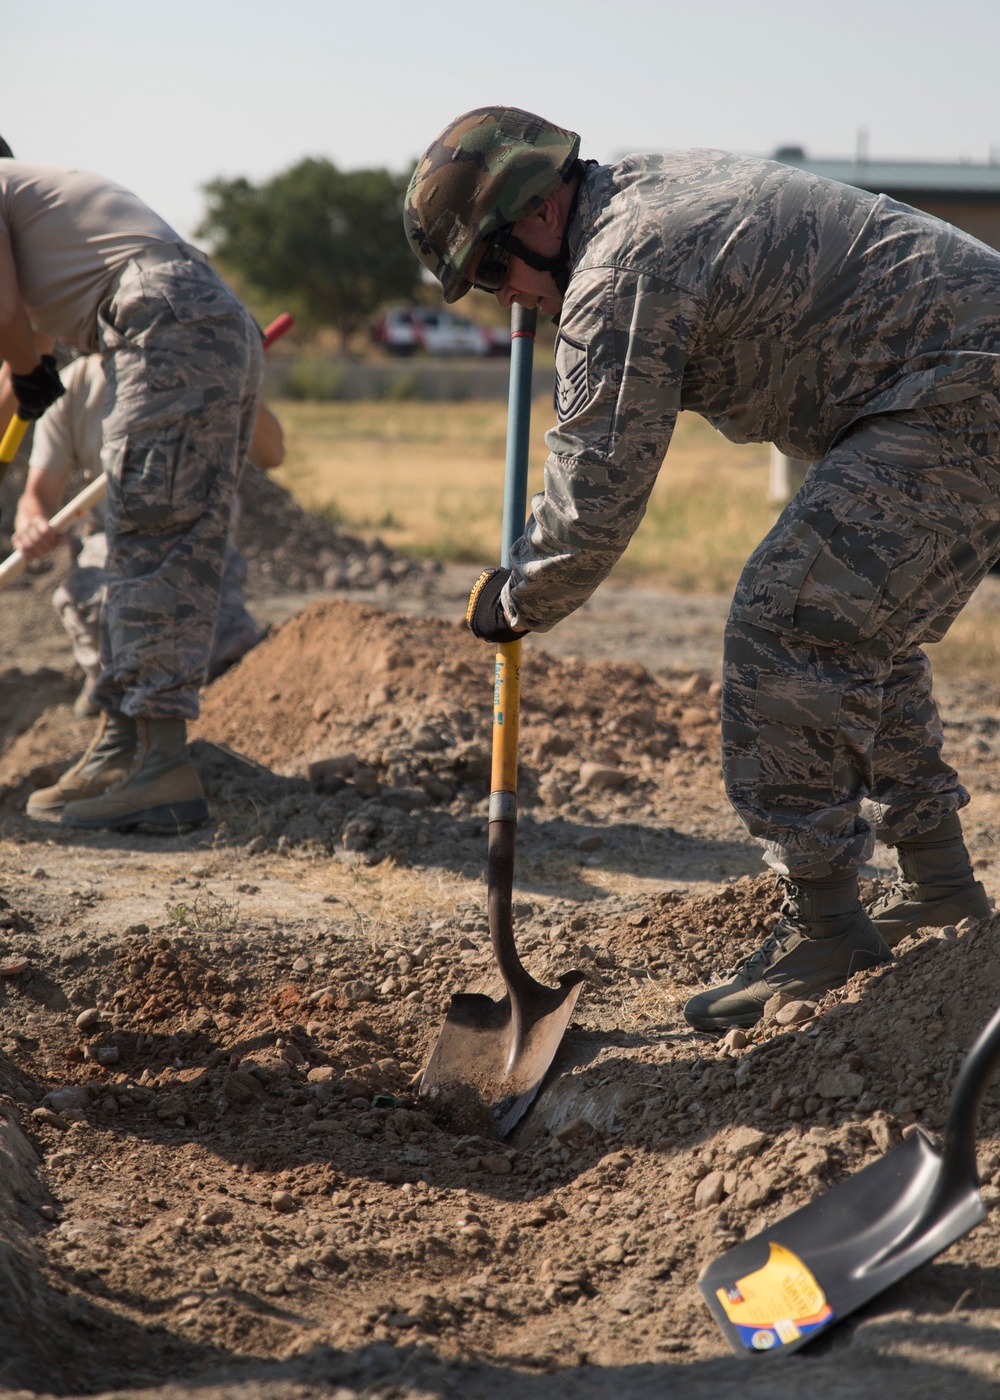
[3, 563, 1000, 1398]
[4, 416, 1000, 1398]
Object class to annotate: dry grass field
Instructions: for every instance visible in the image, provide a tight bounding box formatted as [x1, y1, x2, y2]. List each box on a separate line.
[271, 396, 999, 681]
[271, 400, 775, 590]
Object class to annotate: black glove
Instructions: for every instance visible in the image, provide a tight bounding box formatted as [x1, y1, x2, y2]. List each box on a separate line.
[466, 567, 527, 643]
[11, 354, 65, 421]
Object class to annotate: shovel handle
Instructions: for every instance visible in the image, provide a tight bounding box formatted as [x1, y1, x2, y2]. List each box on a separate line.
[501, 305, 537, 560]
[940, 1002, 1000, 1189]
[262, 312, 294, 349]
[0, 410, 30, 486]
[487, 305, 538, 996]
[0, 474, 108, 590]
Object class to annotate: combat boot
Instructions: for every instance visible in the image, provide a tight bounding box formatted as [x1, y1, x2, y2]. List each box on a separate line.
[684, 872, 891, 1032]
[59, 718, 208, 831]
[868, 812, 990, 948]
[26, 711, 136, 822]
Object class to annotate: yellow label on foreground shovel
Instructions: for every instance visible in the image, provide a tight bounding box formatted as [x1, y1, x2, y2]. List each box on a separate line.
[715, 1241, 834, 1350]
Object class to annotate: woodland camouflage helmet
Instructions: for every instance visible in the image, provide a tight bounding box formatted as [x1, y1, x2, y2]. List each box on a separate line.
[404, 106, 581, 303]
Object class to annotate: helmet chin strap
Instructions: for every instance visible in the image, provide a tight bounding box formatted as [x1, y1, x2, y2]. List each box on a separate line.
[505, 162, 590, 297]
[504, 233, 572, 292]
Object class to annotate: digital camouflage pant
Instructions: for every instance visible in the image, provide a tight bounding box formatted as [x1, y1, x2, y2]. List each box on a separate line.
[93, 250, 262, 720]
[724, 395, 1000, 879]
[53, 526, 261, 690]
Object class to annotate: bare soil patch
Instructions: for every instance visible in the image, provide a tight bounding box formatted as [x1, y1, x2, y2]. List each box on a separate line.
[2, 564, 1000, 1396]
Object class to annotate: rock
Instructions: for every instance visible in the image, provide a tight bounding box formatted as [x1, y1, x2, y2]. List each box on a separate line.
[343, 980, 376, 1006]
[271, 1190, 297, 1214]
[354, 766, 380, 798]
[575, 833, 604, 852]
[733, 1173, 772, 1210]
[679, 707, 713, 728]
[816, 1069, 864, 1100]
[155, 1093, 186, 1121]
[195, 1265, 218, 1284]
[773, 999, 815, 1026]
[679, 672, 711, 695]
[342, 816, 378, 852]
[480, 1154, 513, 1175]
[726, 1126, 769, 1161]
[75, 1008, 101, 1031]
[199, 1208, 232, 1226]
[869, 1116, 897, 1153]
[222, 1071, 265, 1105]
[607, 1284, 652, 1316]
[596, 1242, 626, 1265]
[307, 753, 359, 783]
[762, 992, 792, 1021]
[32, 1107, 69, 1130]
[694, 1170, 726, 1209]
[578, 762, 629, 791]
[42, 1086, 90, 1113]
[721, 1028, 748, 1051]
[307, 1066, 335, 1083]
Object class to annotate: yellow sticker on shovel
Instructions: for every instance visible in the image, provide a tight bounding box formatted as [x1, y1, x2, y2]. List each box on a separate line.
[716, 1241, 834, 1350]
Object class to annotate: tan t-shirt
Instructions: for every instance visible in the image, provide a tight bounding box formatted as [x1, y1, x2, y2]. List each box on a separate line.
[0, 161, 181, 351]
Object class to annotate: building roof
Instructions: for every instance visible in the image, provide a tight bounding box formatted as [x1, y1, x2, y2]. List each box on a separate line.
[772, 149, 1000, 200]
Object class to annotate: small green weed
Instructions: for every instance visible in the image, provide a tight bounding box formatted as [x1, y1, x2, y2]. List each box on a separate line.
[164, 893, 242, 933]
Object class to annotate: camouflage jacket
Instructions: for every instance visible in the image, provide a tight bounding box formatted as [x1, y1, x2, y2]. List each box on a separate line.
[505, 150, 1000, 631]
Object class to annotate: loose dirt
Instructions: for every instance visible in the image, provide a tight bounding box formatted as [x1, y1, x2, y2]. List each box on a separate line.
[3, 535, 1000, 1396]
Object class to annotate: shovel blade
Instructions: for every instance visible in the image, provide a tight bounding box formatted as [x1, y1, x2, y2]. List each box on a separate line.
[700, 1131, 985, 1356]
[420, 972, 585, 1136]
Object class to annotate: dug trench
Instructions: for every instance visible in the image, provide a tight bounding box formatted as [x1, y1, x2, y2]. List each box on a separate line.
[3, 584, 1000, 1395]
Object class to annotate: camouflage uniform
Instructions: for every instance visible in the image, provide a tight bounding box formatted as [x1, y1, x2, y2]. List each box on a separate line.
[94, 252, 262, 720]
[55, 529, 262, 689]
[38, 354, 264, 695]
[497, 152, 1000, 877]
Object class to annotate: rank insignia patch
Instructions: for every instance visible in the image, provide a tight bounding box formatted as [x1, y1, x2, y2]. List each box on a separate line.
[554, 333, 590, 422]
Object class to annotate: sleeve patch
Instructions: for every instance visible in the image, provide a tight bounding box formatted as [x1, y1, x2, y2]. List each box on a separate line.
[554, 332, 590, 423]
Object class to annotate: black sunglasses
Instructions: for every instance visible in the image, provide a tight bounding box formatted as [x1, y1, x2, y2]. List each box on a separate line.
[471, 224, 515, 292]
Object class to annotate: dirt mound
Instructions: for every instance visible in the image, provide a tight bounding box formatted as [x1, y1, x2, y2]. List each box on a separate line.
[5, 586, 1000, 1394]
[236, 465, 428, 594]
[0, 861, 998, 1392]
[184, 599, 715, 862]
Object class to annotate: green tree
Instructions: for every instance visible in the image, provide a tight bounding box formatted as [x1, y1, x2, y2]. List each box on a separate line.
[198, 158, 419, 351]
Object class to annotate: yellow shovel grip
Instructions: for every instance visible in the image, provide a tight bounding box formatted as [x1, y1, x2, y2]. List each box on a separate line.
[491, 639, 521, 795]
[0, 412, 29, 466]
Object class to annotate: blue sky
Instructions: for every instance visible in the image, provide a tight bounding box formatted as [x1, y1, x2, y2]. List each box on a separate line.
[5, 0, 999, 239]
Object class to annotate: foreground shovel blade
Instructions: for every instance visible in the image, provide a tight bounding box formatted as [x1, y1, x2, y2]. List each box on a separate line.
[420, 971, 585, 1136]
[699, 1129, 984, 1355]
[701, 1002, 1000, 1355]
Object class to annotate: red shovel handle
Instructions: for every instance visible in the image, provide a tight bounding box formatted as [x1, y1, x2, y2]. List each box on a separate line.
[262, 312, 294, 349]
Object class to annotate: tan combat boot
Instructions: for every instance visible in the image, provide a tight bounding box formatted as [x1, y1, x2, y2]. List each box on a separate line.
[684, 871, 891, 1032]
[59, 718, 208, 831]
[26, 711, 137, 822]
[869, 812, 991, 947]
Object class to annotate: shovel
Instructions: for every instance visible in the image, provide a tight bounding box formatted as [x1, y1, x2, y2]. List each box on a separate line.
[699, 1001, 1000, 1355]
[420, 303, 585, 1137]
[0, 410, 30, 487]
